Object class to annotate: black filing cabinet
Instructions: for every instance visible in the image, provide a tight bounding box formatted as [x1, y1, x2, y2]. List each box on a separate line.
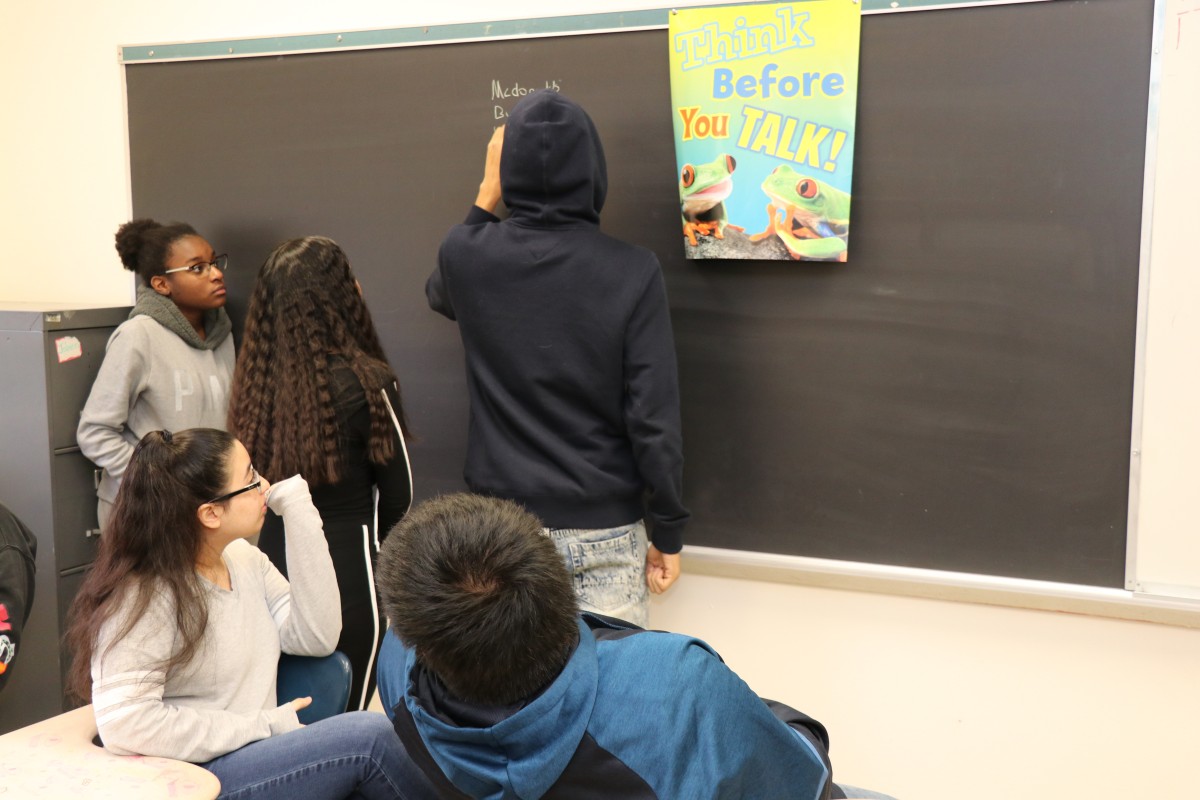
[0, 303, 129, 732]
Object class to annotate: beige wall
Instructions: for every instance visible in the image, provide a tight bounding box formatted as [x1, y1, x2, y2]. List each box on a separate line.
[1, 2, 1194, 798]
[1132, 0, 1200, 597]
[651, 573, 1199, 797]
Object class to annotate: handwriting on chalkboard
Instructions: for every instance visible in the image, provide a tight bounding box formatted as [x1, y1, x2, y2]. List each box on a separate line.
[491, 79, 561, 121]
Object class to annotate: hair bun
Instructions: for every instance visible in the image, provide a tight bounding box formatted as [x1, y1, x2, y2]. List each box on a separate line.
[114, 218, 162, 271]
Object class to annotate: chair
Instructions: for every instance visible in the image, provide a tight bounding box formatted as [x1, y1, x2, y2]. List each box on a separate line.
[276, 650, 353, 725]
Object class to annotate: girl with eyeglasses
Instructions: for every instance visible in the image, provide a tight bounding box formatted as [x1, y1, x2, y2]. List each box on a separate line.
[78, 219, 236, 531]
[228, 236, 412, 714]
[65, 428, 434, 799]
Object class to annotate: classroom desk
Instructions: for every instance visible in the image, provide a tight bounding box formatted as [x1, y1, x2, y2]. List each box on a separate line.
[0, 704, 220, 799]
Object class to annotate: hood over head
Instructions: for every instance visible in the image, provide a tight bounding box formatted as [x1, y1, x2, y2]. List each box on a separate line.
[501, 91, 607, 227]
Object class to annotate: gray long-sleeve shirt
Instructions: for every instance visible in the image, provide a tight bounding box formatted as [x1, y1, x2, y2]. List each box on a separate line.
[91, 476, 341, 762]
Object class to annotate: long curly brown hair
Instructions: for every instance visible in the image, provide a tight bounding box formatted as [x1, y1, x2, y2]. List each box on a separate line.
[228, 236, 408, 486]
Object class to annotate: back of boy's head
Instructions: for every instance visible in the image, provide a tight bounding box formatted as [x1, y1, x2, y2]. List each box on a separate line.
[376, 493, 579, 705]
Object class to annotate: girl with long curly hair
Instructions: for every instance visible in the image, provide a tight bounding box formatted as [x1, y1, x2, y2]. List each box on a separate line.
[65, 428, 433, 799]
[228, 236, 411, 712]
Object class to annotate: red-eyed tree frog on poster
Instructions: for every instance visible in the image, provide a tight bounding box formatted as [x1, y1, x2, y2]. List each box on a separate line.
[680, 154, 744, 246]
[749, 165, 850, 261]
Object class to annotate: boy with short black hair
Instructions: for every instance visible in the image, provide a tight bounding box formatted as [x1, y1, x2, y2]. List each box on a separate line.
[375, 493, 839, 800]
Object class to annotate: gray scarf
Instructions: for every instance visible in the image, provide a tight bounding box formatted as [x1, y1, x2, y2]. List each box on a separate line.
[130, 285, 232, 350]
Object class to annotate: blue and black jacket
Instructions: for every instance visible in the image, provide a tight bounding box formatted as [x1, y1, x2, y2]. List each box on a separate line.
[378, 613, 834, 800]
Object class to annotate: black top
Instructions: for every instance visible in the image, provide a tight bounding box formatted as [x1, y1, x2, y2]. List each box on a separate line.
[261, 362, 411, 553]
[309, 363, 411, 540]
[427, 91, 689, 553]
[0, 502, 36, 694]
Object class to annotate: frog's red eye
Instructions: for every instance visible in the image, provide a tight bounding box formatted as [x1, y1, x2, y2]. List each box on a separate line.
[724, 155, 736, 173]
[681, 165, 695, 188]
[797, 179, 819, 200]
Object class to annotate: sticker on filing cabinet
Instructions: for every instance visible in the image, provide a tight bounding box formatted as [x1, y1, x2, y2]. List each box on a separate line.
[55, 335, 83, 363]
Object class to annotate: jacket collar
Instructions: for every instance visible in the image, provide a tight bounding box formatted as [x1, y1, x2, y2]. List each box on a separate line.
[404, 617, 598, 799]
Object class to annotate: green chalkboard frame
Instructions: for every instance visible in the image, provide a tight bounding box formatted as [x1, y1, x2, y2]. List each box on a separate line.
[119, 0, 1050, 62]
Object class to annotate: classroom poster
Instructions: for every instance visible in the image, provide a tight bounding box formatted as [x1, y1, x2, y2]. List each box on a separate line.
[669, 1, 862, 261]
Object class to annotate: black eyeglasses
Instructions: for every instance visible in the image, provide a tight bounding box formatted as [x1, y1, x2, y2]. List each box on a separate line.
[164, 254, 229, 277]
[207, 467, 262, 505]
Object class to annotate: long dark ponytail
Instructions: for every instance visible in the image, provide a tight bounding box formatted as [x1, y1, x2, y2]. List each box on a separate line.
[65, 428, 235, 702]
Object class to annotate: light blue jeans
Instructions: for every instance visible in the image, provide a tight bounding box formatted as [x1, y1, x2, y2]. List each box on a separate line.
[199, 711, 436, 799]
[546, 520, 649, 628]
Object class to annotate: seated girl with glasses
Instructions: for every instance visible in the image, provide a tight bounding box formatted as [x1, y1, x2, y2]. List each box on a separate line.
[65, 428, 435, 800]
[78, 219, 236, 532]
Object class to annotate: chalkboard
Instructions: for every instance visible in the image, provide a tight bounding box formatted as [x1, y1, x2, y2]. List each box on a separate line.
[125, 0, 1152, 587]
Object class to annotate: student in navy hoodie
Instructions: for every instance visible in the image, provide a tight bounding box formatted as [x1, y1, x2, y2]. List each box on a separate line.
[426, 91, 688, 627]
[374, 493, 846, 800]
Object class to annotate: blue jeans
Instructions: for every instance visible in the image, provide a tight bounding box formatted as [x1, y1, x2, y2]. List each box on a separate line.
[546, 521, 649, 628]
[199, 711, 436, 799]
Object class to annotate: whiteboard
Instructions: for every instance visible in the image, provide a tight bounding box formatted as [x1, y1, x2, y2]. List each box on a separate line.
[1130, 0, 1200, 600]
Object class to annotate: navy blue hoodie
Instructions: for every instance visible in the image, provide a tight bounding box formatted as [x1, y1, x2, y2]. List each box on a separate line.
[427, 91, 689, 552]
